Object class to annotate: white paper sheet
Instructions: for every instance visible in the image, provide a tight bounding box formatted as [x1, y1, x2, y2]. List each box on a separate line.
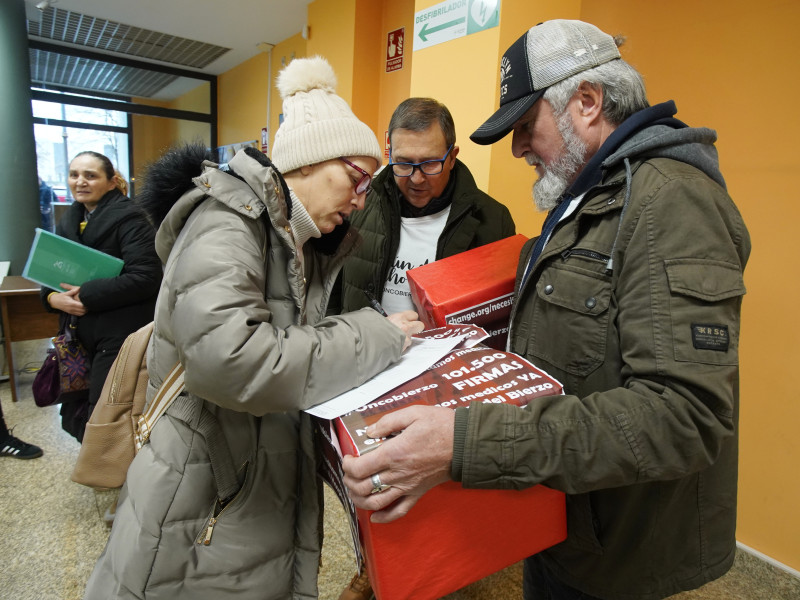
[304, 336, 464, 419]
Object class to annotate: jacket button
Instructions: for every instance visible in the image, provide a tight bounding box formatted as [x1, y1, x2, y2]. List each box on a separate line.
[544, 284, 554, 295]
[244, 204, 252, 211]
[585, 297, 597, 309]
[284, 225, 291, 233]
[607, 197, 616, 205]
[203, 182, 211, 188]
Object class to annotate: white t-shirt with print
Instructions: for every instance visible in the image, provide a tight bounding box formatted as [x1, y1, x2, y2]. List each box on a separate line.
[381, 207, 451, 314]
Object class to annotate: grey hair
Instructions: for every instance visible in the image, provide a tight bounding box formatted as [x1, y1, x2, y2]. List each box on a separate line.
[388, 97, 456, 147]
[543, 59, 649, 124]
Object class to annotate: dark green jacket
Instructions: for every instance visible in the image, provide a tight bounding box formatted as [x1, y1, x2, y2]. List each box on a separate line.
[337, 159, 515, 312]
[452, 103, 750, 599]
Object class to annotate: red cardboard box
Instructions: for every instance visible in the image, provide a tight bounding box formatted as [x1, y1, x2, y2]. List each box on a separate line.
[407, 234, 527, 350]
[334, 342, 567, 600]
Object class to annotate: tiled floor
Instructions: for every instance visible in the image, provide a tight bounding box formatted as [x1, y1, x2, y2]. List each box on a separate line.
[1, 338, 798, 600]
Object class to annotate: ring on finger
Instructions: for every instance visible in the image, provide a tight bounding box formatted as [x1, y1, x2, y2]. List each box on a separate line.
[370, 473, 391, 494]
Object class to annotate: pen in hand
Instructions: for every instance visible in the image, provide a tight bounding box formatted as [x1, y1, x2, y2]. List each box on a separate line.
[364, 289, 389, 316]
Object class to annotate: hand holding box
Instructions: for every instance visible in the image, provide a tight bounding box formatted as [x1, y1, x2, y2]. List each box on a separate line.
[334, 336, 567, 600]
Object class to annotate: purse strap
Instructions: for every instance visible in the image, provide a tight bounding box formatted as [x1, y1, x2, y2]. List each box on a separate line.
[134, 362, 185, 450]
[62, 314, 80, 341]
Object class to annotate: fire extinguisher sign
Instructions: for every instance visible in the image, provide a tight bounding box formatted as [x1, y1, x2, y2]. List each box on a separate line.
[386, 27, 405, 72]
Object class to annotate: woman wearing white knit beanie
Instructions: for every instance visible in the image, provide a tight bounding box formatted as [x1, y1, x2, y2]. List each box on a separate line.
[82, 56, 424, 600]
[273, 56, 383, 233]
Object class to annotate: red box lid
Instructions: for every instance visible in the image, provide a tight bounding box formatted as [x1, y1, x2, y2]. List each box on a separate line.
[407, 234, 528, 349]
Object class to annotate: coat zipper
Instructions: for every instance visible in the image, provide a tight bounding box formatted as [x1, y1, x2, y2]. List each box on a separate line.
[197, 499, 230, 546]
[195, 462, 249, 546]
[201, 517, 217, 545]
[561, 248, 611, 263]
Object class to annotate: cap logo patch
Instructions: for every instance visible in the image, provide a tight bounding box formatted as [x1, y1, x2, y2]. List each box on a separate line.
[500, 56, 511, 101]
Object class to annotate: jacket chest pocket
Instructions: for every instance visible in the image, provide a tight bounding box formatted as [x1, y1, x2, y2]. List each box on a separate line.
[529, 266, 613, 377]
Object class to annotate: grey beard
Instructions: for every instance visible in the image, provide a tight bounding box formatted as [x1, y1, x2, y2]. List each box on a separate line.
[529, 110, 588, 212]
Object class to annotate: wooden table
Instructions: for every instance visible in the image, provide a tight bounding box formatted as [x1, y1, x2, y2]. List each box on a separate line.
[0, 276, 59, 402]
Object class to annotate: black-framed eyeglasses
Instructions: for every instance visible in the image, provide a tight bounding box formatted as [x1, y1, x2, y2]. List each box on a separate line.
[339, 158, 372, 194]
[389, 144, 454, 177]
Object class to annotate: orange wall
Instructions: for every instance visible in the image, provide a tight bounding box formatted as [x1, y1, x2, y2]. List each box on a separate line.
[217, 52, 271, 147]
[212, 0, 800, 571]
[130, 98, 174, 184]
[376, 0, 415, 162]
[216, 36, 310, 156]
[308, 0, 357, 105]
[351, 0, 383, 139]
[131, 85, 212, 190]
[171, 82, 212, 147]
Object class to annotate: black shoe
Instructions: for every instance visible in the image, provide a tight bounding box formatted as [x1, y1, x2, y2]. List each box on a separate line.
[0, 434, 43, 459]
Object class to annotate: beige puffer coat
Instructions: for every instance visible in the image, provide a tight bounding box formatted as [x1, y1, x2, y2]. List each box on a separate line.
[84, 148, 405, 599]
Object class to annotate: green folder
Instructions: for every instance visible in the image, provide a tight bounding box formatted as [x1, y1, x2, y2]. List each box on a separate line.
[22, 228, 124, 290]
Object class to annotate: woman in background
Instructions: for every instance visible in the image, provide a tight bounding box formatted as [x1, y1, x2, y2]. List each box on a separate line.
[40, 151, 162, 442]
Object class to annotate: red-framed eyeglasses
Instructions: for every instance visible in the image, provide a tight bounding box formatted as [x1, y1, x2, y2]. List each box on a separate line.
[339, 158, 372, 194]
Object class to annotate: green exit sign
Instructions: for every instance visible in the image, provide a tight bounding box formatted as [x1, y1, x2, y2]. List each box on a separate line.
[413, 0, 500, 51]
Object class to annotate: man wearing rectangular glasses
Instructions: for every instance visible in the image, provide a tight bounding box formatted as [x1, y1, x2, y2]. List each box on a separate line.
[335, 96, 515, 600]
[336, 97, 515, 318]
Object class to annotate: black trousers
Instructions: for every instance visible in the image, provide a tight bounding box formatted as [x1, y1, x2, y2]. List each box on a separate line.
[0, 400, 9, 439]
[523, 554, 604, 600]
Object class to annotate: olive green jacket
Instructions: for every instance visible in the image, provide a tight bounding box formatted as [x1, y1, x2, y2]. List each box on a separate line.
[453, 111, 750, 599]
[337, 159, 515, 312]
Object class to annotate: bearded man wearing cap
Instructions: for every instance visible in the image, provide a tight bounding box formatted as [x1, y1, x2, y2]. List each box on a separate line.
[342, 19, 750, 600]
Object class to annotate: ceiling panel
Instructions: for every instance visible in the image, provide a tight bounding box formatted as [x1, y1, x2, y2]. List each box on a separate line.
[27, 6, 229, 69]
[29, 47, 179, 98]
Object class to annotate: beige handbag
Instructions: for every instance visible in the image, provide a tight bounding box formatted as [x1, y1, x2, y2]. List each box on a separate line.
[71, 322, 184, 489]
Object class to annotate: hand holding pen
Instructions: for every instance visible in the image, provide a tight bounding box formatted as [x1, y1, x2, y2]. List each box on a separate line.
[364, 288, 389, 316]
[364, 289, 424, 350]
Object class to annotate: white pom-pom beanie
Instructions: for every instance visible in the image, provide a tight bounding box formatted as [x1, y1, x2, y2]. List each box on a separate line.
[271, 56, 382, 174]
